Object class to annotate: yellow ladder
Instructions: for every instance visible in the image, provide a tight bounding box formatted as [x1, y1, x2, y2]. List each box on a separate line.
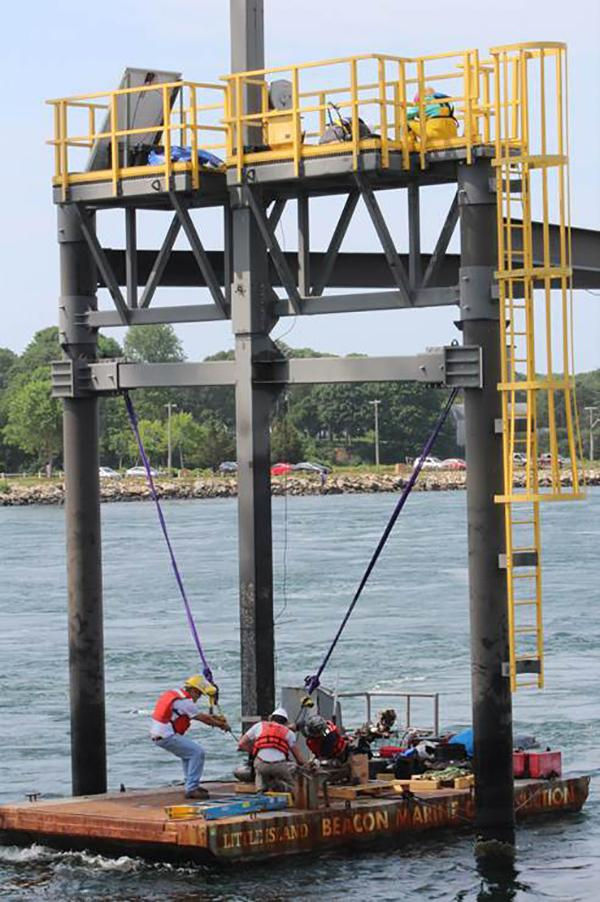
[491, 43, 584, 691]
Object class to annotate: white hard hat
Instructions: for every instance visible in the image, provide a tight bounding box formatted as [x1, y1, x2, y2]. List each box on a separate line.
[271, 707, 289, 721]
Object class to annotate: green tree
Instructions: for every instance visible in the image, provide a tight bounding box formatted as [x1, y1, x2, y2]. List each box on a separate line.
[193, 420, 236, 470]
[3, 368, 62, 473]
[123, 324, 184, 363]
[122, 324, 185, 422]
[270, 417, 308, 463]
[128, 419, 167, 466]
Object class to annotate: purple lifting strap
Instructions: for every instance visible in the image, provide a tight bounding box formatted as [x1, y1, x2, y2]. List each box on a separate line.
[305, 388, 459, 695]
[124, 392, 217, 694]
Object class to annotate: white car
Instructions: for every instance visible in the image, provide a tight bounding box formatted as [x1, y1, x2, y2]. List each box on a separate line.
[99, 466, 121, 479]
[126, 465, 158, 477]
[412, 456, 443, 470]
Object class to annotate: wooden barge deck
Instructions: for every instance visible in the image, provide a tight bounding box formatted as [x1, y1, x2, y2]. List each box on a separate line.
[0, 776, 590, 864]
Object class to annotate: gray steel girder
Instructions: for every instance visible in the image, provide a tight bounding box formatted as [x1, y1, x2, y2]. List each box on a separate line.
[54, 345, 481, 396]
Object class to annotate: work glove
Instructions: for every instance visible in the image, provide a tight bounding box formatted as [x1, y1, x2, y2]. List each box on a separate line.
[300, 696, 314, 708]
[211, 714, 230, 731]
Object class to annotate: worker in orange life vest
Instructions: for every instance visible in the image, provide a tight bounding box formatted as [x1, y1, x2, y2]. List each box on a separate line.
[150, 674, 229, 800]
[237, 707, 306, 791]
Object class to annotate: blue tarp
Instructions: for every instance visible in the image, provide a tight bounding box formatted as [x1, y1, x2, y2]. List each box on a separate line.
[148, 145, 224, 168]
[452, 728, 474, 757]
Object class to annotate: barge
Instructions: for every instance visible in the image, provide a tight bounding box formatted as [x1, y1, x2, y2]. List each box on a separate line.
[0, 776, 590, 864]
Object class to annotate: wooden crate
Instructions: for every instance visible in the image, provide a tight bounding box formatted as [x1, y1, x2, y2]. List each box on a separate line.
[408, 777, 442, 791]
[452, 775, 475, 790]
[234, 782, 259, 794]
[326, 780, 395, 801]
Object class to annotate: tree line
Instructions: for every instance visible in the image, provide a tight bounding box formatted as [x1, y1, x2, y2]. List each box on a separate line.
[1, 324, 598, 474]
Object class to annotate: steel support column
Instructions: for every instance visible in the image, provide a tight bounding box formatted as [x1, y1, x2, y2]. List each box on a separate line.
[231, 0, 276, 726]
[458, 159, 514, 851]
[58, 205, 107, 796]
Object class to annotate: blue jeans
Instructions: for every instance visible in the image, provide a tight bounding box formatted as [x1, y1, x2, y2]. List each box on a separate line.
[155, 734, 206, 792]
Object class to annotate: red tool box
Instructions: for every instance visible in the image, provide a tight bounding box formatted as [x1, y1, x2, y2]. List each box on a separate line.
[526, 750, 562, 779]
[513, 749, 562, 778]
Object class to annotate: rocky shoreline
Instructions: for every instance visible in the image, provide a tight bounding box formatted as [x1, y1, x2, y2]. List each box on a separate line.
[1, 469, 598, 506]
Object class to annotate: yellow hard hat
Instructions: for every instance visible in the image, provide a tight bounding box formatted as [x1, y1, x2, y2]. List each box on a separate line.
[184, 674, 216, 695]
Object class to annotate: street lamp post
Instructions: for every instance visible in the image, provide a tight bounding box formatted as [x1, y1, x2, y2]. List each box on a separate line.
[369, 399, 381, 467]
[584, 406, 599, 462]
[165, 402, 178, 471]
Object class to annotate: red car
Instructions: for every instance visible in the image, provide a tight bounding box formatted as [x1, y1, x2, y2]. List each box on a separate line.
[271, 462, 293, 476]
[442, 458, 467, 470]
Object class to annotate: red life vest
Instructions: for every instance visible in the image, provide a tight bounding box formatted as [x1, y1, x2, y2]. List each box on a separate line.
[152, 688, 194, 735]
[253, 721, 291, 758]
[307, 721, 347, 759]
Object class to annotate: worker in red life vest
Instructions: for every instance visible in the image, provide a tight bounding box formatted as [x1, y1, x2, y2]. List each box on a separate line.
[237, 707, 306, 791]
[302, 714, 349, 762]
[150, 674, 229, 800]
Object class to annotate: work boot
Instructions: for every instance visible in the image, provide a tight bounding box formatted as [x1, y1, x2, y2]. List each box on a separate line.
[185, 787, 210, 800]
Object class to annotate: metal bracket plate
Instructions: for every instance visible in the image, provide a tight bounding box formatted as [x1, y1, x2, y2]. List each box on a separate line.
[51, 359, 93, 398]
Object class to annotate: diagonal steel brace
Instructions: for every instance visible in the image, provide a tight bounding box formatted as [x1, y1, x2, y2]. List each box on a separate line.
[311, 190, 359, 297]
[354, 173, 412, 306]
[73, 204, 129, 324]
[422, 192, 459, 290]
[169, 192, 227, 317]
[243, 185, 302, 314]
[140, 214, 181, 309]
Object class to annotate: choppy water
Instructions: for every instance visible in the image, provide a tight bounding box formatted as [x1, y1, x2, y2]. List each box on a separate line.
[0, 489, 598, 900]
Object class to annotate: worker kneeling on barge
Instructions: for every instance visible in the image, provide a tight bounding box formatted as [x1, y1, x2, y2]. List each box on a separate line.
[150, 675, 229, 800]
[238, 707, 306, 791]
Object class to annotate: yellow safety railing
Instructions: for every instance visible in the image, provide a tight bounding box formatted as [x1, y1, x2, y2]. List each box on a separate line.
[47, 81, 227, 199]
[222, 51, 489, 179]
[490, 42, 584, 690]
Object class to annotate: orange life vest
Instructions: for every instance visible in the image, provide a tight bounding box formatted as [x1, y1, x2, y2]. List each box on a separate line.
[152, 688, 194, 735]
[253, 721, 291, 758]
[307, 721, 348, 759]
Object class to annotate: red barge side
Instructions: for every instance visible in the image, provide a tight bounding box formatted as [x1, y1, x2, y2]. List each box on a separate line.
[0, 776, 590, 864]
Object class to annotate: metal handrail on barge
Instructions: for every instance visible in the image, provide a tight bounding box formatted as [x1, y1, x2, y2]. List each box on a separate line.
[337, 690, 440, 737]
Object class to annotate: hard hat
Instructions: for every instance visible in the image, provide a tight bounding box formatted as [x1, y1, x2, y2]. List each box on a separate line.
[305, 714, 327, 737]
[270, 707, 289, 722]
[184, 674, 215, 695]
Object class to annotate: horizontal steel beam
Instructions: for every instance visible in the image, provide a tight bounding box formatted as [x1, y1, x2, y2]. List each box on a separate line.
[69, 346, 481, 395]
[102, 224, 600, 294]
[88, 360, 237, 391]
[87, 286, 460, 328]
[254, 346, 481, 387]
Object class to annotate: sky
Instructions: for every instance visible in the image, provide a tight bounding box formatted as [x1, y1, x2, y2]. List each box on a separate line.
[2, 0, 599, 370]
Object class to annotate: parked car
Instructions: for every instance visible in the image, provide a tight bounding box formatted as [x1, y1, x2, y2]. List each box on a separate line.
[126, 465, 158, 477]
[271, 462, 294, 476]
[99, 466, 121, 479]
[512, 452, 528, 466]
[538, 452, 567, 468]
[292, 461, 331, 474]
[412, 456, 443, 470]
[218, 461, 238, 474]
[441, 458, 466, 471]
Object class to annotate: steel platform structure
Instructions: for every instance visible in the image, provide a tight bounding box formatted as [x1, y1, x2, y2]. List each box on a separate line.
[46, 1, 598, 850]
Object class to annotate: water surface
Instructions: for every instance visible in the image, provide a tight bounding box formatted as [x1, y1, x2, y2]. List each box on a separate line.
[1, 489, 598, 899]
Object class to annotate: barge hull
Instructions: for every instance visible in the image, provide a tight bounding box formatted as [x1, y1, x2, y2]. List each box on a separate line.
[0, 777, 590, 864]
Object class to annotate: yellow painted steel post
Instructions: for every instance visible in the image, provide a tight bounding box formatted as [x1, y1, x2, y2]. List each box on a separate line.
[292, 67, 301, 178]
[464, 51, 473, 164]
[417, 58, 426, 170]
[110, 93, 119, 196]
[350, 58, 359, 171]
[398, 60, 409, 170]
[59, 101, 68, 203]
[190, 85, 199, 190]
[378, 58, 389, 168]
[162, 85, 172, 189]
[236, 76, 243, 183]
[318, 90, 326, 137]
